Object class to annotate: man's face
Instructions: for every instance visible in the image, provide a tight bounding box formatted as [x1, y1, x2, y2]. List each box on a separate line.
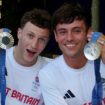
[17, 22, 49, 66]
[54, 20, 89, 59]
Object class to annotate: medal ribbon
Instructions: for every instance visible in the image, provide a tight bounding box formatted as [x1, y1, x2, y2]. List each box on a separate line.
[0, 50, 6, 105]
[92, 58, 103, 105]
[0, 28, 11, 105]
[91, 32, 102, 43]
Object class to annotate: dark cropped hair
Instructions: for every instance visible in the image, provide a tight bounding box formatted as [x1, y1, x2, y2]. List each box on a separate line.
[20, 8, 51, 30]
[52, 2, 91, 30]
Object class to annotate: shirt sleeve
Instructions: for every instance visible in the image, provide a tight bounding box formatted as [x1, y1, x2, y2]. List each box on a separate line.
[39, 69, 68, 105]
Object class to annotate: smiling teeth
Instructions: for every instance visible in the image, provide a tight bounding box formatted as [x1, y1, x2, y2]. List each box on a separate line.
[66, 44, 75, 47]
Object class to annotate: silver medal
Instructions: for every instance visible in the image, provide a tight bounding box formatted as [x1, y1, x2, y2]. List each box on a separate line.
[84, 32, 102, 60]
[0, 32, 14, 49]
[84, 42, 101, 60]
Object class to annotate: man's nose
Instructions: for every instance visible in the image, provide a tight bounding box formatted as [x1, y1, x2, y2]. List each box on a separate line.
[31, 38, 38, 48]
[67, 32, 74, 41]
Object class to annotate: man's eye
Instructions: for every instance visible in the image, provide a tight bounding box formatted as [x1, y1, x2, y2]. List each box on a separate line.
[39, 38, 47, 43]
[72, 29, 82, 34]
[60, 31, 66, 33]
[40, 38, 45, 41]
[73, 30, 81, 33]
[58, 31, 67, 35]
[28, 34, 34, 38]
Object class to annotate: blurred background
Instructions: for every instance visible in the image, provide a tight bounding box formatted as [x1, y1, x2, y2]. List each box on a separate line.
[0, 0, 105, 57]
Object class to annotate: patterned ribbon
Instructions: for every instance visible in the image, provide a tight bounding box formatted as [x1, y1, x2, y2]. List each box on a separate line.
[0, 49, 6, 105]
[92, 58, 103, 105]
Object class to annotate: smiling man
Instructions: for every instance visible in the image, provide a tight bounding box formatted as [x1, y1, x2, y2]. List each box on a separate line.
[39, 2, 105, 105]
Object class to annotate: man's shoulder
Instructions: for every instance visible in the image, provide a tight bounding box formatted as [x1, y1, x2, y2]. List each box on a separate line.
[39, 55, 62, 73]
[39, 55, 63, 83]
[38, 56, 53, 65]
[42, 56, 53, 62]
[6, 46, 14, 54]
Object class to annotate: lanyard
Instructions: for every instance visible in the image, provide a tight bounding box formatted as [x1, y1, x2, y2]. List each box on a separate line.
[92, 58, 103, 105]
[0, 28, 14, 105]
[0, 49, 6, 105]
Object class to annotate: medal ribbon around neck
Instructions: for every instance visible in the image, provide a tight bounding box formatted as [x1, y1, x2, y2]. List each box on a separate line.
[0, 28, 14, 105]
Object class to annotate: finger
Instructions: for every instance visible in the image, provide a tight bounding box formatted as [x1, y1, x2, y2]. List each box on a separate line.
[97, 34, 105, 45]
[87, 32, 93, 42]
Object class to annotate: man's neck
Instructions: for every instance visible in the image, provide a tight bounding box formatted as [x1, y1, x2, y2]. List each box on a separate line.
[63, 54, 87, 69]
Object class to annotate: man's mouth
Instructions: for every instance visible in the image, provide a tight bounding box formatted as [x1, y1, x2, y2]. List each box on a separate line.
[65, 43, 76, 48]
[27, 49, 36, 56]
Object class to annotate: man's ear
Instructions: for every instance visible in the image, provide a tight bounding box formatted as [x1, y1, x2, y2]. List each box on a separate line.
[87, 27, 93, 35]
[86, 27, 93, 42]
[54, 30, 58, 42]
[17, 28, 22, 39]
